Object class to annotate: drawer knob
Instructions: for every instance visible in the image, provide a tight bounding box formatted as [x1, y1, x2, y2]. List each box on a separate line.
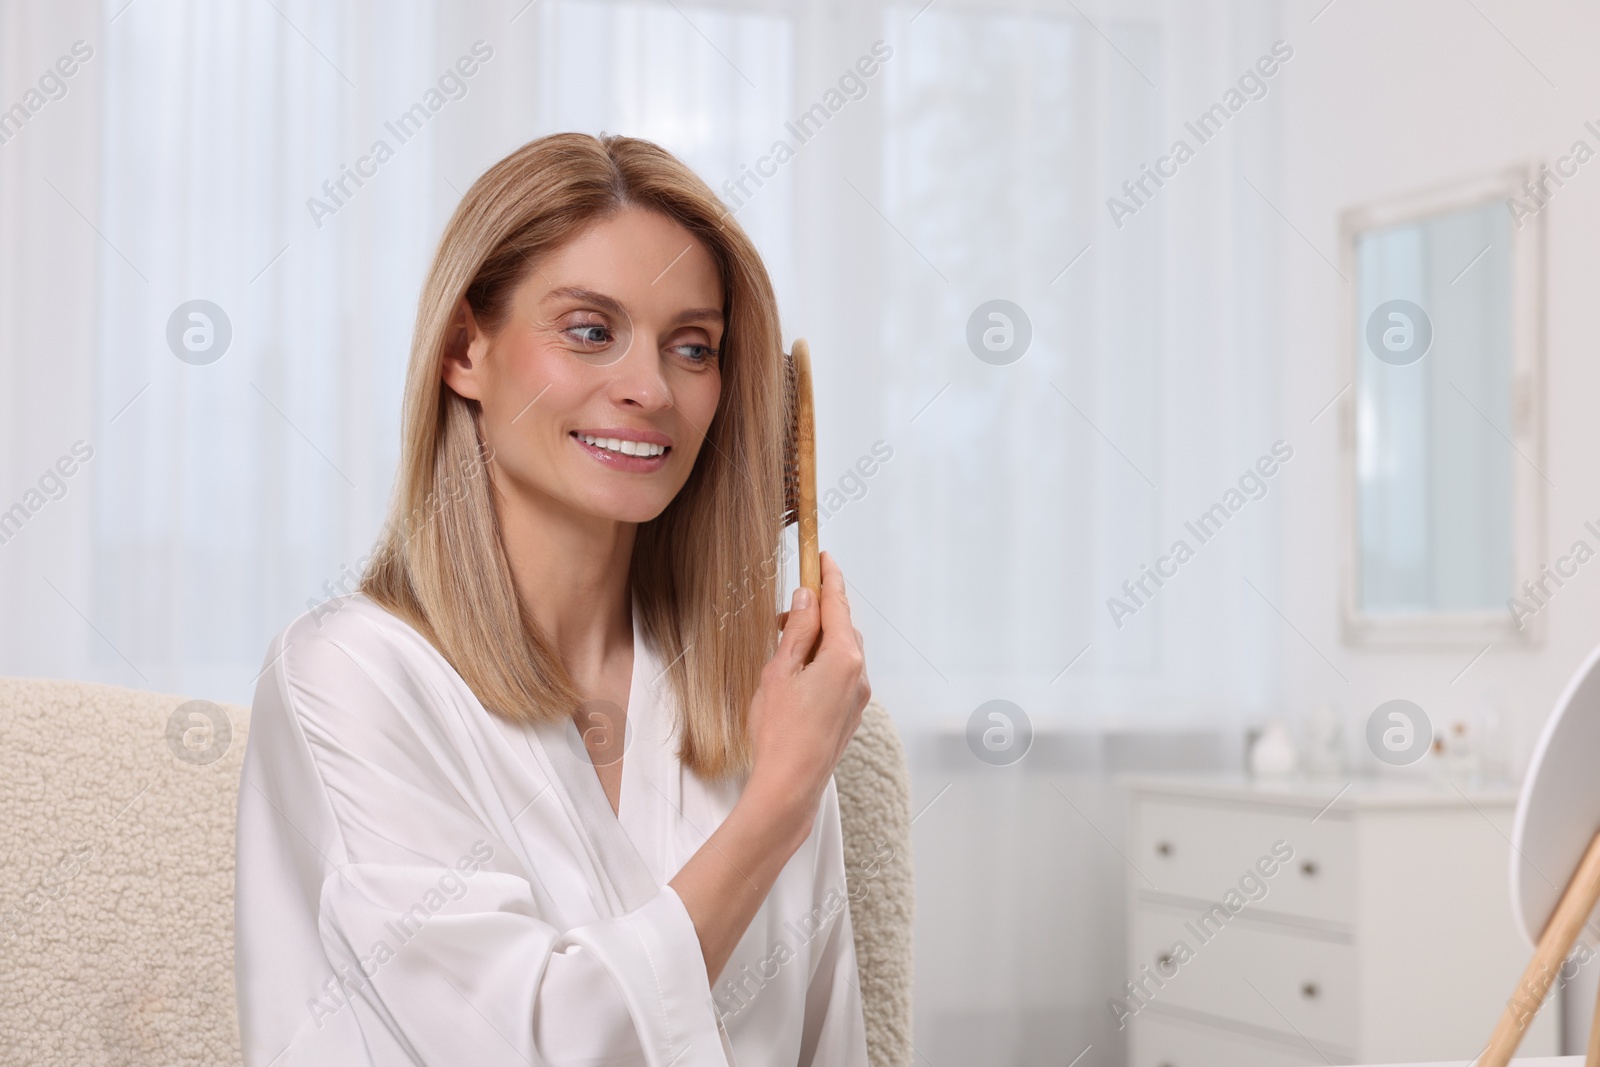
[1301, 860, 1318, 877]
[1155, 840, 1173, 857]
[1156, 952, 1173, 968]
[1301, 981, 1320, 999]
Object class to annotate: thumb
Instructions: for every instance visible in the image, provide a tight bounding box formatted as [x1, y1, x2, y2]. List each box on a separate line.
[776, 586, 820, 670]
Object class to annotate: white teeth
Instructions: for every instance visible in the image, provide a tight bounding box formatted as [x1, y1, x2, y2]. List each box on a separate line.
[578, 434, 665, 457]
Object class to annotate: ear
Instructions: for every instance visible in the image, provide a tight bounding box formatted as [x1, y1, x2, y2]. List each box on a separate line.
[441, 297, 490, 400]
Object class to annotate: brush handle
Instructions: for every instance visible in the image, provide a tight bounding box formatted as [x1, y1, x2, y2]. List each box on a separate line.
[791, 339, 821, 599]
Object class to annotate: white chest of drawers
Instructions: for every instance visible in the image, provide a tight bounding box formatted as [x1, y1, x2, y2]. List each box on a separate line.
[1120, 775, 1560, 1065]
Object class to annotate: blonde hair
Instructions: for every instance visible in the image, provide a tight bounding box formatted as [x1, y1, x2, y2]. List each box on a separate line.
[361, 132, 786, 778]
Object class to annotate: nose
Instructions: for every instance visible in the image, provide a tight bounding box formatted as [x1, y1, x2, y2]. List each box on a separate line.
[605, 336, 672, 412]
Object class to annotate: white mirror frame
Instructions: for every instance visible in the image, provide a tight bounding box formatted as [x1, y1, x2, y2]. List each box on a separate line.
[1338, 164, 1546, 648]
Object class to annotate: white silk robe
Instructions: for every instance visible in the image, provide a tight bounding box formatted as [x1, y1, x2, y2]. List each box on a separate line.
[235, 593, 868, 1066]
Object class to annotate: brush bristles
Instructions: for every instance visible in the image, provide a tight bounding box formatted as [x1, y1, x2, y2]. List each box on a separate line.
[781, 348, 801, 527]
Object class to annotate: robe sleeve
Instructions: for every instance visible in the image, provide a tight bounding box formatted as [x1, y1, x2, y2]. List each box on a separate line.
[235, 618, 729, 1067]
[795, 779, 871, 1066]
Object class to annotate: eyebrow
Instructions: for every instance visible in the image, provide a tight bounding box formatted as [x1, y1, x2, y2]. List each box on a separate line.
[542, 286, 724, 328]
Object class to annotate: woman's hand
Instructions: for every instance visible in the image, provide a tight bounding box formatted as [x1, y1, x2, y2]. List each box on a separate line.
[667, 551, 869, 984]
[743, 551, 871, 842]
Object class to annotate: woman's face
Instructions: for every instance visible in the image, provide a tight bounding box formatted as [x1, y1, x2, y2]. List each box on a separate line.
[443, 206, 725, 526]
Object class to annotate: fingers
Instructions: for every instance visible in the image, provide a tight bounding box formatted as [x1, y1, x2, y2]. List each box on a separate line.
[773, 585, 820, 671]
[816, 552, 857, 657]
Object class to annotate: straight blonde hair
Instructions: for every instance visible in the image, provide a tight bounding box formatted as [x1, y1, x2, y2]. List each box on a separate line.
[361, 132, 786, 778]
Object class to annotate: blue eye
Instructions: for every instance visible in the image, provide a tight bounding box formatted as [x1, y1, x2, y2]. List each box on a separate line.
[673, 343, 717, 364]
[566, 323, 612, 347]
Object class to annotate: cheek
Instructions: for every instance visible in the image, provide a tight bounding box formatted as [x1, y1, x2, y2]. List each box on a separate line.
[493, 335, 567, 403]
[667, 371, 722, 474]
[476, 350, 585, 468]
[481, 341, 574, 431]
[679, 369, 723, 439]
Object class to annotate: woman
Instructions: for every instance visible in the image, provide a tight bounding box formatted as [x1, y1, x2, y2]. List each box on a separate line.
[235, 132, 872, 1066]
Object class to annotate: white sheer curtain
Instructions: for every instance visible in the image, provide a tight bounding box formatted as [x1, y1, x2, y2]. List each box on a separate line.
[841, 4, 1286, 1059]
[0, 0, 1287, 1061]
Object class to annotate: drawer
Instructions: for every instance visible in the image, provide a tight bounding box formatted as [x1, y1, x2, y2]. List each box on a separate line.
[1129, 903, 1356, 1050]
[1129, 1011, 1326, 1067]
[1133, 798, 1353, 925]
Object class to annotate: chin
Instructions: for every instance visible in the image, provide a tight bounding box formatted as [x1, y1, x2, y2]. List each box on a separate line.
[574, 487, 679, 525]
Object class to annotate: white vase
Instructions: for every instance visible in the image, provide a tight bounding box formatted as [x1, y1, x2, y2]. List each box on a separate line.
[1250, 720, 1299, 777]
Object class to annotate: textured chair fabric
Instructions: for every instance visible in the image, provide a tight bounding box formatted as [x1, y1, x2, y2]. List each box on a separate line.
[0, 677, 248, 1066]
[0, 677, 914, 1066]
[835, 698, 916, 1067]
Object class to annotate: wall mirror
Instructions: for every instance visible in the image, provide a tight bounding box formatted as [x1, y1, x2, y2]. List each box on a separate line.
[1339, 166, 1545, 646]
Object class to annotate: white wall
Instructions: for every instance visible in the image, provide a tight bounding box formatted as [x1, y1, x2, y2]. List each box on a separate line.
[1277, 0, 1600, 1047]
[1278, 0, 1600, 794]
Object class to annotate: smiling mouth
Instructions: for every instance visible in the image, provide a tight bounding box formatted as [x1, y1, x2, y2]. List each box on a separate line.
[569, 431, 672, 471]
[573, 432, 669, 458]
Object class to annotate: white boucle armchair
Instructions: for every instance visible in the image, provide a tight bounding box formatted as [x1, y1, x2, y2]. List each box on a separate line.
[0, 677, 914, 1066]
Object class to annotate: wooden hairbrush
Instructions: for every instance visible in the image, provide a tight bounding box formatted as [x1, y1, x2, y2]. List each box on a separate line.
[781, 339, 820, 601]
